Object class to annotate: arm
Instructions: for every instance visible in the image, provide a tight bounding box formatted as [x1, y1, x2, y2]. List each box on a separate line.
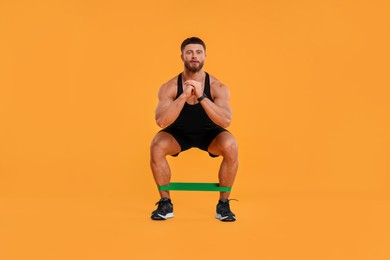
[199, 83, 232, 128]
[155, 82, 193, 128]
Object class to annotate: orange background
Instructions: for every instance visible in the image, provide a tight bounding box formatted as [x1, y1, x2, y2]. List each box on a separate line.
[1, 0, 389, 259]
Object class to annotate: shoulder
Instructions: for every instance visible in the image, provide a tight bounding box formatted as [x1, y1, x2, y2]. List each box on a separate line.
[158, 75, 179, 98]
[208, 73, 230, 99]
[160, 75, 179, 90]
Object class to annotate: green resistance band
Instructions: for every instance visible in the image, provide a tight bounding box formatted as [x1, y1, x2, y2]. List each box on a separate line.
[158, 182, 231, 192]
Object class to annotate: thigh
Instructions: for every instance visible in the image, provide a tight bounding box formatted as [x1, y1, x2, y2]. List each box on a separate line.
[151, 131, 182, 156]
[207, 131, 238, 157]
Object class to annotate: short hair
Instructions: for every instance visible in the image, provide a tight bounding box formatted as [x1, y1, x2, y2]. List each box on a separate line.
[180, 37, 206, 53]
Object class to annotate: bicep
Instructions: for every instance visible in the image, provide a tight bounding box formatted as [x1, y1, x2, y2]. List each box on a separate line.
[213, 85, 232, 112]
[155, 85, 175, 113]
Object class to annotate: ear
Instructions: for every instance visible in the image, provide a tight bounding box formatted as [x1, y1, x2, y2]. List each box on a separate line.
[181, 54, 184, 61]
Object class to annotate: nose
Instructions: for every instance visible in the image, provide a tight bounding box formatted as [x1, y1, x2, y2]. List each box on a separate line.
[190, 52, 198, 59]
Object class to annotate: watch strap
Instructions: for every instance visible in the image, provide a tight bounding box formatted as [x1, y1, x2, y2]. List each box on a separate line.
[197, 93, 207, 102]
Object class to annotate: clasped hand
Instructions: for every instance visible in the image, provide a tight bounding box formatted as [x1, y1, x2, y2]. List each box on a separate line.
[183, 80, 203, 99]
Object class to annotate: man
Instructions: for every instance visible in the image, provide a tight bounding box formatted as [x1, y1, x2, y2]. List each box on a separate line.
[150, 37, 239, 221]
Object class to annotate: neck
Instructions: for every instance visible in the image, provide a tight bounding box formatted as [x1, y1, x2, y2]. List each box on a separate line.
[182, 69, 205, 81]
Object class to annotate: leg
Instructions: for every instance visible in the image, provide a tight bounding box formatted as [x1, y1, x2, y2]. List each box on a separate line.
[208, 131, 239, 200]
[150, 131, 181, 199]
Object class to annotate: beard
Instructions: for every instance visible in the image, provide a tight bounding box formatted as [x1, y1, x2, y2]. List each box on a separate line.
[184, 60, 204, 73]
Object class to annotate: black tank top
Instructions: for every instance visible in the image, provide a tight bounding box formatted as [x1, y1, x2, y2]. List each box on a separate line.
[169, 72, 222, 134]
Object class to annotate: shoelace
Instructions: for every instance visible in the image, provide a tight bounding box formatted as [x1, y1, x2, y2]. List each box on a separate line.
[155, 199, 171, 211]
[218, 199, 238, 213]
[219, 198, 235, 206]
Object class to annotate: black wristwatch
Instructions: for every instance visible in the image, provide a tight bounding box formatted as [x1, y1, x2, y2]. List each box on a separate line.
[197, 93, 207, 102]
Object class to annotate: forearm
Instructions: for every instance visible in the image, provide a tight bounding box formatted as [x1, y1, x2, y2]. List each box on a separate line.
[155, 95, 187, 128]
[200, 99, 232, 128]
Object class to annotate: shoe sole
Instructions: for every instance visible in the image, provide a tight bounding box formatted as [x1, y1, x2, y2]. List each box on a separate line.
[215, 213, 236, 221]
[151, 212, 174, 220]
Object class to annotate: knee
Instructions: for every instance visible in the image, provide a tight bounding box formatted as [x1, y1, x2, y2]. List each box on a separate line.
[150, 136, 170, 157]
[220, 138, 238, 160]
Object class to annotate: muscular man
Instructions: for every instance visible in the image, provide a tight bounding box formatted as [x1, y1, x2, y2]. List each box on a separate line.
[150, 37, 239, 221]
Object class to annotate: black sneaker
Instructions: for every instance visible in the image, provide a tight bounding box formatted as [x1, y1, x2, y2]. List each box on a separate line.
[151, 198, 174, 220]
[216, 199, 236, 221]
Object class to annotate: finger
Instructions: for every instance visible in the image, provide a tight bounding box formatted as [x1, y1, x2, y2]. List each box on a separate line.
[184, 80, 198, 86]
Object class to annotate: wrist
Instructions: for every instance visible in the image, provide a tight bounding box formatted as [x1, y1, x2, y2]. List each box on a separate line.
[197, 93, 207, 102]
[179, 93, 189, 101]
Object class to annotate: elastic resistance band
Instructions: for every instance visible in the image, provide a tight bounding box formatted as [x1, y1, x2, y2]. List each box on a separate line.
[158, 182, 231, 192]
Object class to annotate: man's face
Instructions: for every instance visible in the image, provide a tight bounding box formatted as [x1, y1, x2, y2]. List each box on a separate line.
[181, 44, 206, 73]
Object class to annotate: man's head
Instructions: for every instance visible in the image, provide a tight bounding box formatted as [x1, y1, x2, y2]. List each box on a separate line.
[181, 37, 206, 53]
[181, 37, 206, 73]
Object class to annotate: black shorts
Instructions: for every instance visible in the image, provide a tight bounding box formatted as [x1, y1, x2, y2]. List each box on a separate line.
[160, 126, 227, 157]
